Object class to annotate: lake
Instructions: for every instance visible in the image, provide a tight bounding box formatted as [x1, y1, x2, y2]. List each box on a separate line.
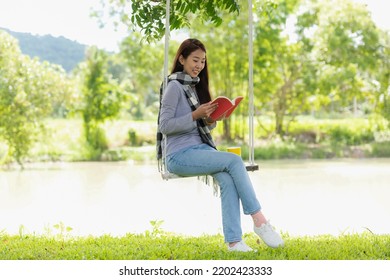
[0, 159, 389, 237]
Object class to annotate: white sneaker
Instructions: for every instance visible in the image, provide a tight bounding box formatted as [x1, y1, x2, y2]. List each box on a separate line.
[227, 240, 254, 252]
[254, 221, 284, 248]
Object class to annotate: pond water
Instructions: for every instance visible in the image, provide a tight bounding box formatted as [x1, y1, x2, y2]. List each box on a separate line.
[0, 159, 389, 237]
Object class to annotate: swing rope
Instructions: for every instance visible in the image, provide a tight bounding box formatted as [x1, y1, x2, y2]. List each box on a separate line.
[160, 0, 258, 180]
[246, 0, 259, 171]
[161, 0, 172, 179]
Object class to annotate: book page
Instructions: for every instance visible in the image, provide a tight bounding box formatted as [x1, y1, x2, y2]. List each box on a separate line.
[209, 96, 243, 121]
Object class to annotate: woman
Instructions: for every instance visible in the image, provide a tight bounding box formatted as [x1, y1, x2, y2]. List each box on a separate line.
[158, 38, 284, 252]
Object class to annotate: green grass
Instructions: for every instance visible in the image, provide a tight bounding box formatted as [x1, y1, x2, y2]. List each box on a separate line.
[1, 231, 389, 260]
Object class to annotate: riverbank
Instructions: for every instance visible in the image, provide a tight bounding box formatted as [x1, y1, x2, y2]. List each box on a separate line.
[37, 116, 390, 163]
[1, 118, 390, 165]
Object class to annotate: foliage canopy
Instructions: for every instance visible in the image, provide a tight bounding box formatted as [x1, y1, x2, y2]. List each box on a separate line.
[95, 0, 240, 41]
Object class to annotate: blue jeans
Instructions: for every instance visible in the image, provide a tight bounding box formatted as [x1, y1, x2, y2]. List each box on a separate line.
[167, 143, 261, 243]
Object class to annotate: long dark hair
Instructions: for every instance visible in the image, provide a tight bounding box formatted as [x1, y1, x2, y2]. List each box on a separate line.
[171, 38, 211, 104]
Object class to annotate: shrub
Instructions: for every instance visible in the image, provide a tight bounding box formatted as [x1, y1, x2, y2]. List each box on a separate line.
[371, 142, 390, 157]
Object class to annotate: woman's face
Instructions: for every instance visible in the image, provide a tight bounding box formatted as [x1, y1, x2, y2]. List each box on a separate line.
[179, 48, 206, 78]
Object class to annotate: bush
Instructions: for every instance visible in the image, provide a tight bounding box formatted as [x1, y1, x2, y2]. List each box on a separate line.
[84, 123, 108, 160]
[371, 142, 390, 157]
[252, 141, 304, 160]
[286, 117, 383, 146]
[128, 129, 139, 146]
[328, 125, 374, 145]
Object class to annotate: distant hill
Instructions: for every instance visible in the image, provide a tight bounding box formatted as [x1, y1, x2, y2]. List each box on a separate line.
[1, 28, 87, 72]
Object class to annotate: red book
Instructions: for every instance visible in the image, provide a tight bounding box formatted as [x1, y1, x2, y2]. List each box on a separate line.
[209, 96, 244, 121]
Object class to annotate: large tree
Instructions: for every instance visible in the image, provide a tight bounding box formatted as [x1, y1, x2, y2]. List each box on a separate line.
[117, 32, 164, 119]
[310, 0, 383, 114]
[253, 0, 385, 135]
[254, 0, 304, 136]
[188, 1, 250, 142]
[79, 47, 125, 159]
[376, 31, 390, 124]
[0, 31, 73, 164]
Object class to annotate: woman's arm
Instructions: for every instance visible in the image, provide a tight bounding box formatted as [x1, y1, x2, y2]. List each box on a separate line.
[159, 81, 197, 135]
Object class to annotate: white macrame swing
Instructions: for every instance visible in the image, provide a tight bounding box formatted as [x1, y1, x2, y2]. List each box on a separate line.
[160, 0, 258, 180]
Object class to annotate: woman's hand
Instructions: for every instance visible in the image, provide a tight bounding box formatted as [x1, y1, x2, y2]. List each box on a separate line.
[192, 102, 218, 121]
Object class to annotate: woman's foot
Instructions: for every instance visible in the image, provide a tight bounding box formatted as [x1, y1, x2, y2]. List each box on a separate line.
[251, 211, 284, 248]
[254, 221, 284, 248]
[227, 240, 254, 252]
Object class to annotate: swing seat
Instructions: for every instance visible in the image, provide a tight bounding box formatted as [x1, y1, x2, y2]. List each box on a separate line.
[245, 163, 259, 171]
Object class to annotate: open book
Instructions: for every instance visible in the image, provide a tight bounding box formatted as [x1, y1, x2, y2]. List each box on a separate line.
[209, 96, 244, 121]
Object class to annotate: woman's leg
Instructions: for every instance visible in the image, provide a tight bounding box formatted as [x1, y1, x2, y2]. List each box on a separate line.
[167, 144, 262, 242]
[168, 144, 260, 213]
[212, 171, 242, 243]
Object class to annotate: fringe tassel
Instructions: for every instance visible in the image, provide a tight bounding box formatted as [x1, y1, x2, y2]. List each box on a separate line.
[158, 158, 163, 173]
[198, 175, 220, 197]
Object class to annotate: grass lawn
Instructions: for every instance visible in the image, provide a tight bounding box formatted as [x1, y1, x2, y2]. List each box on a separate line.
[1, 231, 389, 260]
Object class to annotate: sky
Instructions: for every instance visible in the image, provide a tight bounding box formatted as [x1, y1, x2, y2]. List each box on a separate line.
[0, 0, 388, 52]
[0, 0, 125, 51]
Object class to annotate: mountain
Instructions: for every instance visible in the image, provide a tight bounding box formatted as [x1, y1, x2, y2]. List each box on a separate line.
[1, 28, 87, 72]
